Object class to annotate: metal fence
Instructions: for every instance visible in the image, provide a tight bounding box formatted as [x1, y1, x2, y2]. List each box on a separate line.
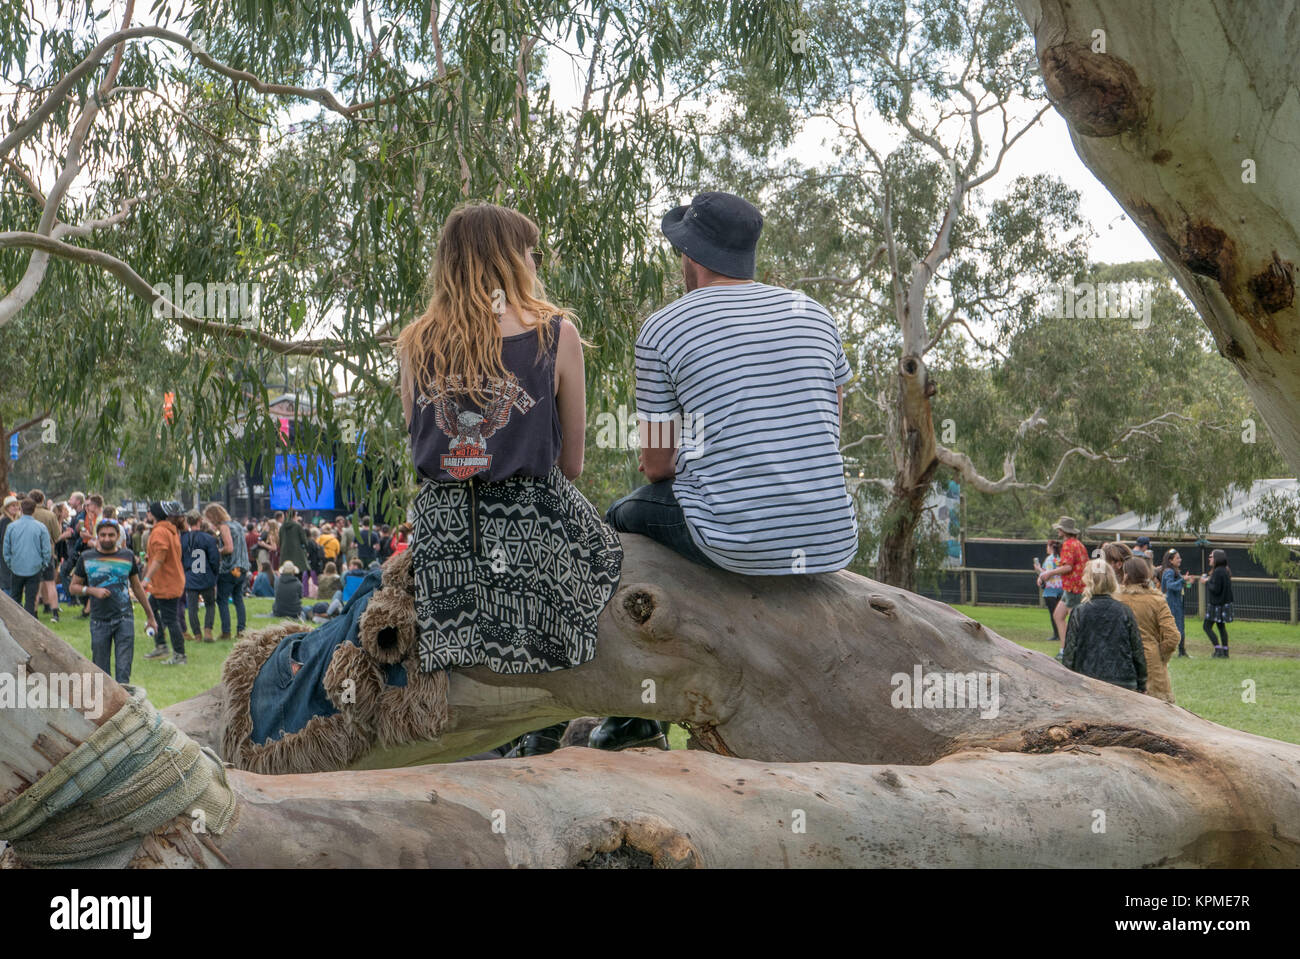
[908, 567, 1300, 624]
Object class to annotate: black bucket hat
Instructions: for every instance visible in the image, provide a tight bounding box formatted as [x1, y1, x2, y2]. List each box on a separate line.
[149, 500, 184, 521]
[661, 191, 763, 279]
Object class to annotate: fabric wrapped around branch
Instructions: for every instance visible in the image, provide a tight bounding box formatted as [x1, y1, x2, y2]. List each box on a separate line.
[0, 687, 237, 867]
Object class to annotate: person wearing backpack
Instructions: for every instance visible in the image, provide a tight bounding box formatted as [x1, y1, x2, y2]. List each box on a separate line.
[205, 502, 249, 639]
[180, 511, 221, 643]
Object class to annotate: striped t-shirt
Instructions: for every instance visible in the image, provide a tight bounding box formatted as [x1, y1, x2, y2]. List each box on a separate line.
[635, 282, 858, 574]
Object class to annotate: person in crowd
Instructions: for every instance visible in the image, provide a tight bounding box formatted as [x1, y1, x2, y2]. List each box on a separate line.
[277, 509, 309, 595]
[52, 501, 72, 603]
[251, 561, 277, 597]
[1132, 535, 1154, 564]
[1062, 558, 1147, 693]
[335, 515, 356, 563]
[377, 523, 394, 565]
[0, 494, 20, 596]
[259, 515, 280, 571]
[204, 502, 248, 639]
[130, 513, 146, 555]
[319, 523, 341, 566]
[1201, 549, 1234, 658]
[244, 519, 260, 567]
[1033, 539, 1063, 644]
[141, 501, 188, 665]
[70, 518, 156, 684]
[317, 560, 342, 603]
[1158, 549, 1196, 657]
[180, 510, 220, 644]
[356, 515, 378, 566]
[28, 489, 62, 622]
[1117, 556, 1181, 703]
[592, 191, 858, 751]
[272, 560, 304, 620]
[339, 557, 367, 605]
[70, 494, 104, 618]
[3, 497, 51, 617]
[1043, 517, 1088, 662]
[304, 526, 325, 595]
[392, 523, 411, 554]
[397, 201, 623, 759]
[1099, 540, 1132, 579]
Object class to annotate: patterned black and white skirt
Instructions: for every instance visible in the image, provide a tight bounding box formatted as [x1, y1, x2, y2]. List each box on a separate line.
[1205, 602, 1234, 624]
[410, 465, 623, 674]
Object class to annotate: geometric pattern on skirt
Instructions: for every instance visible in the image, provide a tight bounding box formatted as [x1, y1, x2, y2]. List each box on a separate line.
[411, 464, 623, 674]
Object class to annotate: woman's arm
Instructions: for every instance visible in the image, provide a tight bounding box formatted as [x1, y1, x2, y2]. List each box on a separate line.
[1128, 610, 1148, 693]
[1062, 609, 1080, 670]
[554, 318, 586, 480]
[398, 348, 414, 429]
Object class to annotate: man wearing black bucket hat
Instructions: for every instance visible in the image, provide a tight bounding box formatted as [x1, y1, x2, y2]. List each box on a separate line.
[593, 191, 859, 751]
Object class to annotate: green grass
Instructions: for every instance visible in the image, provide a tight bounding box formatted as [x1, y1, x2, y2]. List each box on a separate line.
[42, 595, 699, 748]
[952, 604, 1300, 745]
[41, 596, 287, 709]
[37, 597, 1300, 747]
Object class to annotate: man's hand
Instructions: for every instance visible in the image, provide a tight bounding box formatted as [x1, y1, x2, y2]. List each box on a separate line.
[146, 617, 158, 633]
[89, 586, 110, 599]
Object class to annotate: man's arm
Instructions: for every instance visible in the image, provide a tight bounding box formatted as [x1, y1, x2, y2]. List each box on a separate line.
[69, 566, 107, 600]
[638, 418, 677, 483]
[128, 573, 156, 627]
[217, 523, 233, 555]
[634, 336, 680, 483]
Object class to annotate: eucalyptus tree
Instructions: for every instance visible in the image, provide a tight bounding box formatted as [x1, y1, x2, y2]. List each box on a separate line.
[685, 0, 1287, 587]
[949, 261, 1287, 540]
[1013, 0, 1300, 479]
[0, 0, 810, 512]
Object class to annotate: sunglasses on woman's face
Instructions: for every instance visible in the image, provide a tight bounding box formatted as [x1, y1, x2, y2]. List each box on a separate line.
[530, 250, 543, 268]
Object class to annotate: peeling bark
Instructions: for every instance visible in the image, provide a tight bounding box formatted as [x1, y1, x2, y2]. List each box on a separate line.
[1017, 0, 1300, 474]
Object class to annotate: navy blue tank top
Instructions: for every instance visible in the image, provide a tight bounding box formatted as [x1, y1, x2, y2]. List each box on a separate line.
[409, 316, 563, 483]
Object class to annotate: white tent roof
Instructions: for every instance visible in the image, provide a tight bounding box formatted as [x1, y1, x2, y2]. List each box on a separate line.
[1086, 478, 1299, 544]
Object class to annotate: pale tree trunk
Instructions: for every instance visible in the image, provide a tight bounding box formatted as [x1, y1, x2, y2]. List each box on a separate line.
[6, 537, 1299, 867]
[875, 355, 939, 591]
[1016, 0, 1300, 476]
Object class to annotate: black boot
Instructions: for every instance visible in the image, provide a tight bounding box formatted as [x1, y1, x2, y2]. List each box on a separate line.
[588, 717, 669, 751]
[516, 722, 569, 757]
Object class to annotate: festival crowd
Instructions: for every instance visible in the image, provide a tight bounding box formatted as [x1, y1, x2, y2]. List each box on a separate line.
[0, 488, 409, 679]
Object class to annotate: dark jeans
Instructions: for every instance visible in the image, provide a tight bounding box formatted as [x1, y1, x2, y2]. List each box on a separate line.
[186, 586, 217, 634]
[9, 573, 41, 616]
[217, 569, 247, 635]
[153, 595, 185, 654]
[1044, 594, 1061, 640]
[604, 480, 721, 569]
[90, 616, 134, 684]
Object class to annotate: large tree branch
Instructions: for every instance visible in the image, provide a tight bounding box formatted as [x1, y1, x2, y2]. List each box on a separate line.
[0, 231, 385, 386]
[936, 410, 1191, 493]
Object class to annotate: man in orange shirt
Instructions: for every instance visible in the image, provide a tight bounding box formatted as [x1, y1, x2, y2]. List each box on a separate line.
[141, 501, 188, 665]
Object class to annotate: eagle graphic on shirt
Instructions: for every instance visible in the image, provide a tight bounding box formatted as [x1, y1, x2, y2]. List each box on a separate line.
[419, 372, 536, 479]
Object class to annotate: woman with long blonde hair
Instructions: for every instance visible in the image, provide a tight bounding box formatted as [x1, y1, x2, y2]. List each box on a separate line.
[395, 202, 622, 753]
